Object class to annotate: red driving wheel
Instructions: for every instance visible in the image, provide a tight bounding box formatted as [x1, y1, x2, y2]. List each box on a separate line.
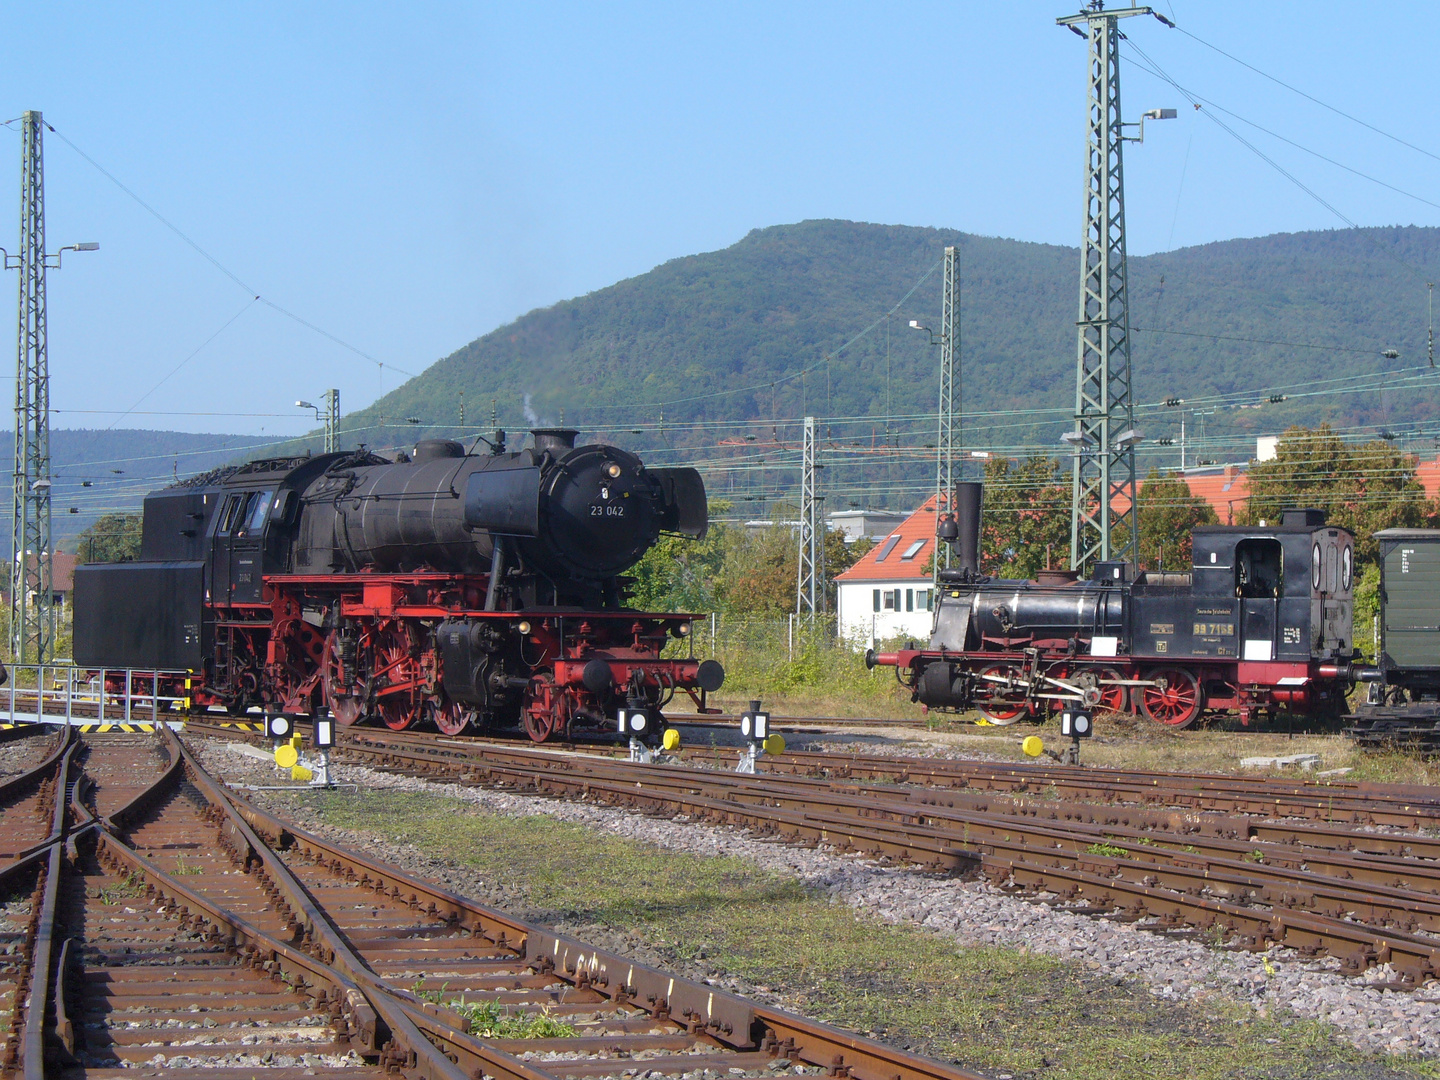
[1139, 667, 1204, 729]
[428, 698, 476, 736]
[1094, 666, 1130, 716]
[976, 663, 1028, 725]
[372, 622, 424, 731]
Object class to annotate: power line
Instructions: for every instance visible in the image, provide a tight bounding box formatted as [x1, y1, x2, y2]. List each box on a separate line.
[1123, 40, 1431, 283]
[1173, 26, 1440, 167]
[106, 297, 259, 429]
[40, 121, 420, 379]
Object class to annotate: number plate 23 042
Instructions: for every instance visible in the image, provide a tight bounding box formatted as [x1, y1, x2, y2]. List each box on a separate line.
[589, 504, 626, 517]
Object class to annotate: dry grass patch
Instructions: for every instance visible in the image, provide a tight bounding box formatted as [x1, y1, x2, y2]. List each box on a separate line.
[286, 789, 1437, 1080]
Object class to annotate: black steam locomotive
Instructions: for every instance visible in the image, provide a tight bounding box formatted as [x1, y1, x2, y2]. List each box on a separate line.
[73, 429, 724, 742]
[870, 483, 1357, 728]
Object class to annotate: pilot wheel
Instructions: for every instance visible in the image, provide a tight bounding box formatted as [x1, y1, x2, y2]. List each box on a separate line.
[523, 672, 570, 743]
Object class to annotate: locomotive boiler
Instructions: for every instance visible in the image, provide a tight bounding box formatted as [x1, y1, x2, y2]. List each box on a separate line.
[73, 429, 725, 741]
[870, 482, 1357, 728]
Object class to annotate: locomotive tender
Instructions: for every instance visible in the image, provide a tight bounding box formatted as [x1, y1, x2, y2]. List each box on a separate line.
[72, 428, 724, 741]
[870, 483, 1357, 728]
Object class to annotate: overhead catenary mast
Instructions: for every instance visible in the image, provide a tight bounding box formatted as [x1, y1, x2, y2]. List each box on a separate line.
[1057, 3, 1167, 571]
[11, 112, 54, 665]
[934, 244, 959, 586]
[796, 415, 818, 617]
[6, 111, 97, 664]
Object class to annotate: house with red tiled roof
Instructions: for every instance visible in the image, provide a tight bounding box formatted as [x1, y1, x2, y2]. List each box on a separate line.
[834, 496, 940, 646]
[1176, 464, 1251, 524]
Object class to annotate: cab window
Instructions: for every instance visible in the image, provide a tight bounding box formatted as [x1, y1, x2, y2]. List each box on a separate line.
[216, 494, 244, 535]
[242, 489, 275, 535]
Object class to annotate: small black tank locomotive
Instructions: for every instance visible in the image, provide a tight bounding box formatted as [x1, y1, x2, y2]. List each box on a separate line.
[72, 428, 724, 741]
[870, 483, 1357, 728]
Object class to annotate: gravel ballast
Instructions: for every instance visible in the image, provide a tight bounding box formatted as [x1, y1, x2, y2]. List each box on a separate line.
[194, 739, 1440, 1059]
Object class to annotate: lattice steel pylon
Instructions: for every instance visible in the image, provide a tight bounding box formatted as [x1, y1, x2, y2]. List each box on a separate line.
[1058, 3, 1150, 571]
[934, 244, 959, 586]
[11, 111, 51, 664]
[796, 416, 818, 616]
[323, 388, 340, 453]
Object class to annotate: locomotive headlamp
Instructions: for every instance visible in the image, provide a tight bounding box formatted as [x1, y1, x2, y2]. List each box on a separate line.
[516, 620, 532, 635]
[265, 712, 292, 740]
[605, 462, 622, 478]
[673, 622, 691, 638]
[1060, 710, 1093, 738]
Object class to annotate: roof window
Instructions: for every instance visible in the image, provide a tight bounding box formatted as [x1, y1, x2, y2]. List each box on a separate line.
[901, 539, 926, 560]
[874, 535, 901, 562]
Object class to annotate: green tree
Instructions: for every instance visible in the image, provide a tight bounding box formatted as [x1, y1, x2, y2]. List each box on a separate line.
[1240, 424, 1436, 566]
[626, 513, 732, 613]
[74, 513, 143, 564]
[710, 521, 863, 615]
[979, 455, 1070, 579]
[1134, 468, 1218, 570]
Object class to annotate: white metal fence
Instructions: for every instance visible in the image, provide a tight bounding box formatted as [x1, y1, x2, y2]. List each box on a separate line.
[1, 662, 190, 726]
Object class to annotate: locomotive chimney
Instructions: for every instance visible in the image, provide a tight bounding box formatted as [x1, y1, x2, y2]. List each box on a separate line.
[954, 481, 983, 575]
[532, 428, 578, 454]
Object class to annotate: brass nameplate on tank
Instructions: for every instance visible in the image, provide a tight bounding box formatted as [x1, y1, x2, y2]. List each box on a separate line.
[1194, 606, 1232, 616]
[1149, 623, 1174, 635]
[1193, 622, 1235, 636]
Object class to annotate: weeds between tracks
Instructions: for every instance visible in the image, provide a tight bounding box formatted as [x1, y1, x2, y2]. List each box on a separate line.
[272, 788, 1439, 1080]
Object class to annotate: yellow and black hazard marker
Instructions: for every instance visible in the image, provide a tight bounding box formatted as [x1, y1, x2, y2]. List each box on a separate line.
[195, 720, 265, 732]
[76, 722, 159, 733]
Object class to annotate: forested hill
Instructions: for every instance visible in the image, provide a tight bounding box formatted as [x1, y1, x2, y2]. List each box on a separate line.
[336, 220, 1440, 456]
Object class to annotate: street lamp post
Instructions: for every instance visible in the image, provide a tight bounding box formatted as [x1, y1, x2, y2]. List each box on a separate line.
[296, 389, 340, 452]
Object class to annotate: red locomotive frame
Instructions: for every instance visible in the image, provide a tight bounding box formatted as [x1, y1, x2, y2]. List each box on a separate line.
[873, 646, 1346, 729]
[112, 571, 715, 741]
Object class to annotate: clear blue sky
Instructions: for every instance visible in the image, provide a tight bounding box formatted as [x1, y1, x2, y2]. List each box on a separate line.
[1, 2, 1436, 436]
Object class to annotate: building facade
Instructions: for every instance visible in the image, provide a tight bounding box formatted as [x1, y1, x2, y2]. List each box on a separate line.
[834, 497, 939, 647]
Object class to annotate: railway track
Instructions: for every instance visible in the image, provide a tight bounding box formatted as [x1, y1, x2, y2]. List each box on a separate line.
[2, 726, 990, 1080]
[194, 721, 1440, 988]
